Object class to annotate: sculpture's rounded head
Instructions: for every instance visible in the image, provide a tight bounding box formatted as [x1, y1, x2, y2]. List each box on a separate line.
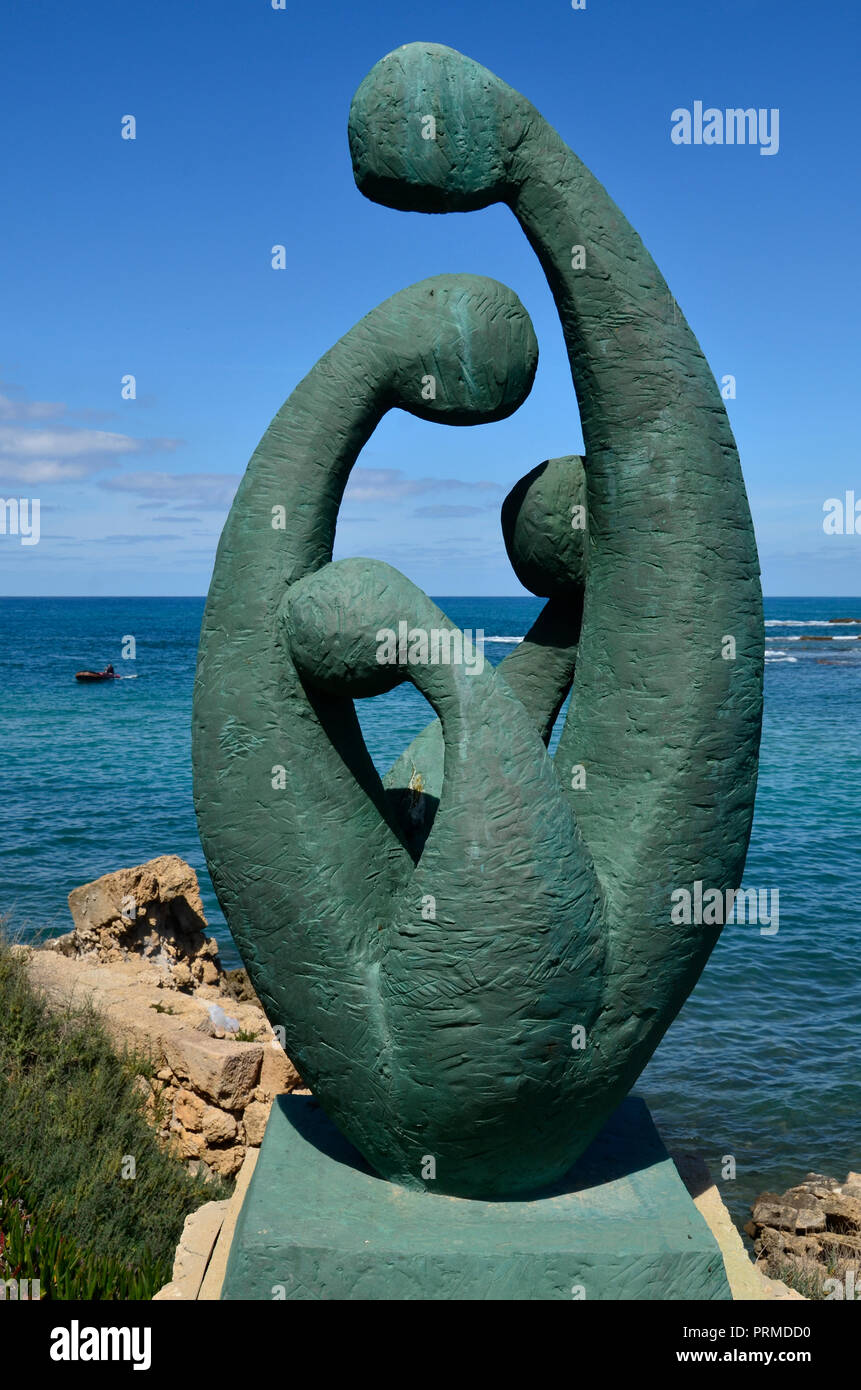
[282, 557, 420, 698]
[349, 42, 526, 213]
[501, 455, 589, 599]
[380, 275, 537, 425]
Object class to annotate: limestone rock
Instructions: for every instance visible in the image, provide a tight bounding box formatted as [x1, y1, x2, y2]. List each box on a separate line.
[45, 930, 77, 957]
[170, 1123, 206, 1161]
[203, 1144, 244, 1179]
[200, 1103, 238, 1146]
[174, 1088, 205, 1133]
[194, 959, 220, 987]
[242, 1099, 271, 1147]
[222, 967, 261, 1006]
[748, 1170, 861, 1296]
[26, 927, 305, 1182]
[62, 855, 223, 992]
[845, 1172, 861, 1198]
[750, 1193, 825, 1234]
[163, 1032, 262, 1109]
[152, 1199, 229, 1300]
[259, 1038, 302, 1096]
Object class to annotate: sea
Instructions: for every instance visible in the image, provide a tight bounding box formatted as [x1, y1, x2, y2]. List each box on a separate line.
[1, 594, 858, 1227]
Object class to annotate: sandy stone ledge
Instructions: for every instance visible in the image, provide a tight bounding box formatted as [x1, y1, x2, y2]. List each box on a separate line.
[23, 943, 304, 1180]
[18, 854, 306, 1183]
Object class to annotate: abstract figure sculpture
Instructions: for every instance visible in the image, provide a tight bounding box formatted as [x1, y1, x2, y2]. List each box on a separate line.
[193, 43, 763, 1200]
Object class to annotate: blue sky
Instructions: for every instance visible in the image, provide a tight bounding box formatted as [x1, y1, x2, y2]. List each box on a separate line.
[1, 0, 858, 596]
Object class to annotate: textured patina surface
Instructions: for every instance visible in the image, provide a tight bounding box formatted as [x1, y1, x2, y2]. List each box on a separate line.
[193, 43, 763, 1200]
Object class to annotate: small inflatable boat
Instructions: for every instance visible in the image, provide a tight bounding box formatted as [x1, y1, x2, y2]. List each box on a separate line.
[75, 666, 119, 683]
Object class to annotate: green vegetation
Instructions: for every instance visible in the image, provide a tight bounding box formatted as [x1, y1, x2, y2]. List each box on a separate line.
[0, 1173, 162, 1299]
[0, 932, 225, 1298]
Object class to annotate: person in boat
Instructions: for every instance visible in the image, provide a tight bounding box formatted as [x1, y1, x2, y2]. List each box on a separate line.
[105, 664, 115, 676]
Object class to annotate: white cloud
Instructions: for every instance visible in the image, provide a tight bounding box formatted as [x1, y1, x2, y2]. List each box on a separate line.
[0, 424, 181, 484]
[0, 392, 66, 421]
[344, 467, 501, 504]
[413, 504, 488, 518]
[101, 471, 240, 509]
[105, 467, 489, 513]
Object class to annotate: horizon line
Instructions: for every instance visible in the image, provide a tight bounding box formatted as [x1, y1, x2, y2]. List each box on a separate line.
[2, 594, 861, 602]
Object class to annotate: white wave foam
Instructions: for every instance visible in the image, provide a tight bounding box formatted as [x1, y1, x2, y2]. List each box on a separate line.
[765, 619, 861, 627]
[485, 636, 524, 644]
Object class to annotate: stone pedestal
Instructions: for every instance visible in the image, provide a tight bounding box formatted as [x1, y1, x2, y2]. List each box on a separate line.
[221, 1094, 731, 1300]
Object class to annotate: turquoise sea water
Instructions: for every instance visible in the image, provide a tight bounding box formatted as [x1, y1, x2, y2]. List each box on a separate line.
[1, 595, 858, 1225]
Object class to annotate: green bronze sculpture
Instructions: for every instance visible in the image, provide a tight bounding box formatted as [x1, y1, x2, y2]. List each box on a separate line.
[193, 43, 763, 1201]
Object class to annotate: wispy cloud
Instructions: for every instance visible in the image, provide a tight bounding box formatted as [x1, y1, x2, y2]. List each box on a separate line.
[0, 392, 67, 422]
[344, 467, 502, 504]
[105, 466, 494, 513]
[412, 504, 488, 519]
[101, 471, 239, 509]
[0, 378, 128, 427]
[0, 424, 181, 485]
[131, 511, 211, 525]
[100, 533, 180, 545]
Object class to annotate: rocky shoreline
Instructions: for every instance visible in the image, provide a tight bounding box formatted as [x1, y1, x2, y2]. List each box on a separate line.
[746, 1173, 861, 1299]
[20, 855, 304, 1182]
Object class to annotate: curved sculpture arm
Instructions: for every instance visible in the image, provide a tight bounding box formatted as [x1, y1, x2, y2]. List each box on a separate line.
[384, 452, 588, 843]
[350, 40, 764, 1130]
[193, 274, 541, 1166]
[285, 555, 605, 1189]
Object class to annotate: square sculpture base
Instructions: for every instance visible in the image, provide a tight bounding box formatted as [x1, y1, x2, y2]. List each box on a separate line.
[221, 1094, 731, 1300]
